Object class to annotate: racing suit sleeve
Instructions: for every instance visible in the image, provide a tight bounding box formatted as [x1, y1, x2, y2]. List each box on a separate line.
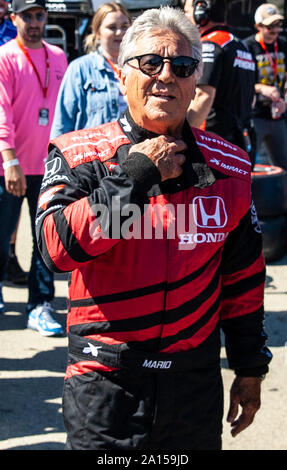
[36, 145, 161, 273]
[220, 201, 272, 376]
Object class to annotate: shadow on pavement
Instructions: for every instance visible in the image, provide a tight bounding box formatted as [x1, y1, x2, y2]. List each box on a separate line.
[0, 348, 67, 449]
[0, 376, 66, 449]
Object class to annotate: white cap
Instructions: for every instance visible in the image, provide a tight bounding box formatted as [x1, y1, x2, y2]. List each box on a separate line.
[254, 3, 284, 25]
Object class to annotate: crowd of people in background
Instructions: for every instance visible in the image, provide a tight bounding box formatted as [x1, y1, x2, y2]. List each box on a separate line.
[0, 0, 285, 311]
[0, 0, 285, 327]
[245, 3, 287, 170]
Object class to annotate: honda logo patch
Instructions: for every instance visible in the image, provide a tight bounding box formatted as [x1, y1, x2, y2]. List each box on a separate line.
[44, 157, 62, 180]
[193, 196, 227, 228]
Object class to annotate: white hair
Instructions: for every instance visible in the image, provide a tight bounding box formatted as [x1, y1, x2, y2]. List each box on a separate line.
[118, 6, 203, 80]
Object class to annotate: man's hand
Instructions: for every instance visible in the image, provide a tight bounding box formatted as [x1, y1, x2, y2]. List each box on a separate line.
[4, 164, 27, 197]
[2, 149, 27, 197]
[227, 376, 262, 437]
[129, 136, 186, 182]
[255, 83, 280, 101]
[187, 85, 216, 129]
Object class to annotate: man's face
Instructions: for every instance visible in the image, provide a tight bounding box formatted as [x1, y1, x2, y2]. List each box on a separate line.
[257, 21, 283, 44]
[11, 7, 47, 44]
[184, 0, 196, 24]
[0, 0, 8, 21]
[120, 29, 197, 136]
[97, 10, 130, 61]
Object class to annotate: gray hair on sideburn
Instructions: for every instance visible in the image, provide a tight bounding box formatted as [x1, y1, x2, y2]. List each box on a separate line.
[118, 6, 203, 80]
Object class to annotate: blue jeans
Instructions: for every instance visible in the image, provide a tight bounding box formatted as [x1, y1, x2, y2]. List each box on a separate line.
[0, 175, 54, 313]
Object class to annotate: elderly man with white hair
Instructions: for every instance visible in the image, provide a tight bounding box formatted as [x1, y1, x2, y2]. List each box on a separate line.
[36, 6, 272, 451]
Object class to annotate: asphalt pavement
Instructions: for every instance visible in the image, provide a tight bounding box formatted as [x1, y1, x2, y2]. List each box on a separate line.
[0, 199, 286, 451]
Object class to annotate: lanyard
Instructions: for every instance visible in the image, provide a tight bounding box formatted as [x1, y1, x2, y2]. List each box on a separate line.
[257, 33, 278, 82]
[105, 56, 120, 79]
[16, 36, 50, 98]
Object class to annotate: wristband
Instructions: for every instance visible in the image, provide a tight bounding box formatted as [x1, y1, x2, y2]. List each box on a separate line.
[2, 159, 19, 170]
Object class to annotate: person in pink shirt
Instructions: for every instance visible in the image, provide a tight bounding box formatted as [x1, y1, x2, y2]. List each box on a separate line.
[0, 0, 67, 335]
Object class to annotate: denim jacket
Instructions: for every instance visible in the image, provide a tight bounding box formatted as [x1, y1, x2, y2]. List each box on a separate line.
[50, 48, 127, 138]
[0, 19, 17, 46]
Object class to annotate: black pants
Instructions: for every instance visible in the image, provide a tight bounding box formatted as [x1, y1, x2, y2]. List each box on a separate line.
[63, 363, 223, 451]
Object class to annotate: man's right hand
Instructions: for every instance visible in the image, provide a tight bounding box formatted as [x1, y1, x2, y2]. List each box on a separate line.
[129, 136, 186, 182]
[2, 149, 27, 197]
[5, 164, 27, 197]
[256, 84, 280, 101]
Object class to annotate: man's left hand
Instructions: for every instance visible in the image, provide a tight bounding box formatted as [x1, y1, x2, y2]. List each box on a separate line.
[227, 376, 261, 437]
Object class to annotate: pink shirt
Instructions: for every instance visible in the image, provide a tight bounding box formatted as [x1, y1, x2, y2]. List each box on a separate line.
[0, 39, 67, 175]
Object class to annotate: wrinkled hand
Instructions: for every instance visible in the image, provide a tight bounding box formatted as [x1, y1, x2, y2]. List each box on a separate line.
[4, 165, 27, 197]
[227, 376, 261, 437]
[129, 135, 186, 182]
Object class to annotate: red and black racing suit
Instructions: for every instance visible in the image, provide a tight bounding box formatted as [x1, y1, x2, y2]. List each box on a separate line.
[36, 110, 272, 450]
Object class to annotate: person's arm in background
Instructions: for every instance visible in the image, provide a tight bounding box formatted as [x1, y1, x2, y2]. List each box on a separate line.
[187, 39, 222, 128]
[0, 52, 26, 196]
[50, 60, 82, 138]
[187, 84, 216, 128]
[1, 149, 26, 197]
[255, 82, 286, 118]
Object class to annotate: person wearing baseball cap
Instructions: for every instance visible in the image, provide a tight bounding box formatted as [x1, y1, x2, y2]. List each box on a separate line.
[254, 3, 284, 26]
[11, 0, 47, 13]
[0, 0, 17, 46]
[244, 4, 287, 170]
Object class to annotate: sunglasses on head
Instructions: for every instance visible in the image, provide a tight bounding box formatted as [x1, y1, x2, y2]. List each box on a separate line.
[19, 12, 46, 23]
[262, 21, 283, 30]
[124, 54, 199, 78]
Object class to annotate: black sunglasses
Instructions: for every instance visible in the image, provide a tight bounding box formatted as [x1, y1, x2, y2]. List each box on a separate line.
[262, 21, 283, 30]
[124, 54, 199, 78]
[19, 12, 46, 23]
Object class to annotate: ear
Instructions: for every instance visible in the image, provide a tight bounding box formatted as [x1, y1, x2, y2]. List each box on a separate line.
[118, 67, 128, 96]
[192, 85, 197, 100]
[10, 13, 17, 27]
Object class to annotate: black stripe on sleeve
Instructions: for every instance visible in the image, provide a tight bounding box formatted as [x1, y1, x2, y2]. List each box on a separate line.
[53, 209, 95, 263]
[222, 268, 265, 299]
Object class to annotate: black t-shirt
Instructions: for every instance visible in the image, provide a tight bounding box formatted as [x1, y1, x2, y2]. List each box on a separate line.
[198, 25, 256, 139]
[244, 34, 287, 120]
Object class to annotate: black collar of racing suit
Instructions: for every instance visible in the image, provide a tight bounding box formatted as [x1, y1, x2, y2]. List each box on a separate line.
[118, 108, 201, 160]
[118, 108, 173, 144]
[117, 108, 219, 190]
